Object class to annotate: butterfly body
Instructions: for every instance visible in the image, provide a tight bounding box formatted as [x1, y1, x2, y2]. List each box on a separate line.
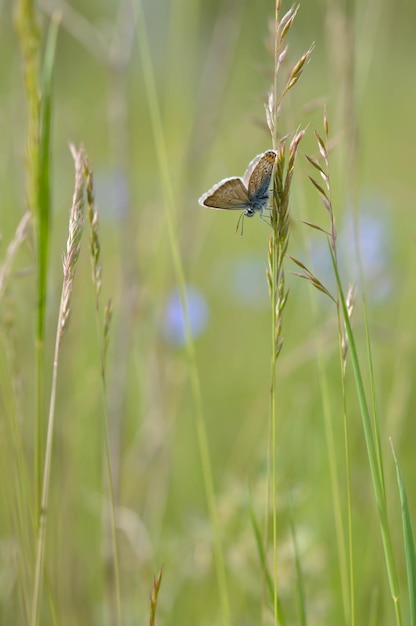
[198, 150, 277, 218]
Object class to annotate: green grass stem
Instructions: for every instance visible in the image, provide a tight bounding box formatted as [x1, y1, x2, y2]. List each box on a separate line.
[330, 244, 402, 626]
[14, 0, 42, 522]
[30, 145, 86, 626]
[85, 161, 121, 626]
[34, 14, 59, 527]
[286, 488, 306, 626]
[391, 442, 416, 625]
[135, 3, 230, 624]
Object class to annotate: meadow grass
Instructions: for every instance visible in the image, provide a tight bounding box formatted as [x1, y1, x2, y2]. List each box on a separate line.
[1, 0, 416, 625]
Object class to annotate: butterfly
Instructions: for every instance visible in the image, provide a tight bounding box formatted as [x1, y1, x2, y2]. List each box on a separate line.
[198, 150, 277, 223]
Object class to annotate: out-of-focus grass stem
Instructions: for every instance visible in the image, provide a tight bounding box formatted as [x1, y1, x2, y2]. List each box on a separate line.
[14, 0, 42, 521]
[330, 246, 402, 626]
[15, 2, 59, 524]
[266, 5, 309, 624]
[136, 2, 231, 624]
[85, 160, 121, 626]
[30, 145, 86, 626]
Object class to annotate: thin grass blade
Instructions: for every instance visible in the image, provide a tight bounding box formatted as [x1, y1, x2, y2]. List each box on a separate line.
[37, 14, 60, 338]
[391, 442, 416, 626]
[329, 243, 402, 625]
[287, 490, 306, 626]
[247, 494, 286, 625]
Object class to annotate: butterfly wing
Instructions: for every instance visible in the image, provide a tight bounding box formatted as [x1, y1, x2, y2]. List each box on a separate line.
[244, 150, 277, 203]
[198, 177, 250, 210]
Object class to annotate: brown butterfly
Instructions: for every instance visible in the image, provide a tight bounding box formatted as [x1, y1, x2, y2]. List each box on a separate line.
[198, 150, 277, 219]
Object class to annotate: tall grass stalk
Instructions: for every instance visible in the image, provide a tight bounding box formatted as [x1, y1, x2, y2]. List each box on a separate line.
[35, 13, 59, 524]
[330, 10, 391, 616]
[14, 0, 40, 219]
[14, 0, 43, 520]
[325, 8, 394, 619]
[300, 114, 354, 623]
[38, 15, 59, 337]
[15, 2, 60, 523]
[286, 488, 307, 626]
[331, 249, 402, 626]
[265, 4, 311, 623]
[30, 145, 86, 626]
[332, 9, 406, 625]
[291, 267, 352, 622]
[391, 443, 416, 626]
[303, 110, 406, 624]
[0, 211, 34, 621]
[135, 3, 231, 623]
[84, 159, 121, 626]
[306, 107, 402, 626]
[267, 131, 303, 626]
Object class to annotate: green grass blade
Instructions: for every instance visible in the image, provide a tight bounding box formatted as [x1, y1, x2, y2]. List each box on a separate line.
[149, 568, 163, 626]
[247, 491, 285, 625]
[34, 13, 60, 523]
[329, 243, 402, 626]
[363, 294, 386, 499]
[248, 493, 274, 605]
[38, 13, 59, 339]
[391, 442, 416, 625]
[135, 3, 230, 623]
[287, 490, 307, 626]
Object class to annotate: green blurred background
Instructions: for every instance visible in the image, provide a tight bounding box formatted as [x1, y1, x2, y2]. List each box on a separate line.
[1, 0, 416, 624]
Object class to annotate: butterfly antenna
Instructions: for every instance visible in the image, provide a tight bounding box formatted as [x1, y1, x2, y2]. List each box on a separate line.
[235, 212, 245, 237]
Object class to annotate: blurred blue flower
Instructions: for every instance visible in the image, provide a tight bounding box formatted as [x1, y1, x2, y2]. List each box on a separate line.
[162, 286, 209, 346]
[307, 194, 392, 302]
[339, 195, 392, 300]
